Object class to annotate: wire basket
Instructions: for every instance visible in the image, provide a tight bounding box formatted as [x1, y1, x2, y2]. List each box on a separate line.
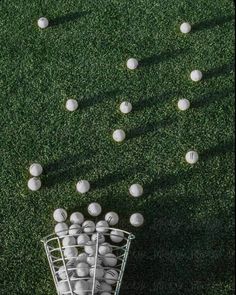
[41, 228, 135, 295]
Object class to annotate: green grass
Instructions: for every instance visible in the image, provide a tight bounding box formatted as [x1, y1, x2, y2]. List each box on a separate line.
[0, 0, 235, 294]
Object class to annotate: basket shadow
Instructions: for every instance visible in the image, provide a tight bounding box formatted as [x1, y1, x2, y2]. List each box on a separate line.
[50, 10, 90, 26]
[192, 15, 235, 32]
[204, 62, 235, 80]
[139, 48, 188, 68]
[201, 139, 235, 161]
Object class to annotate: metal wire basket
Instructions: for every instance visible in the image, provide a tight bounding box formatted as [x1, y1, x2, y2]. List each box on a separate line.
[41, 228, 135, 294]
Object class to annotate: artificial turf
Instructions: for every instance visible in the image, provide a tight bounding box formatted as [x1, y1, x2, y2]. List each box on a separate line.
[0, 0, 235, 294]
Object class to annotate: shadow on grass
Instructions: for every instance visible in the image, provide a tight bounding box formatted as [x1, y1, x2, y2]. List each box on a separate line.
[204, 63, 235, 80]
[191, 87, 235, 109]
[140, 48, 189, 67]
[50, 10, 90, 26]
[192, 15, 235, 32]
[201, 139, 235, 161]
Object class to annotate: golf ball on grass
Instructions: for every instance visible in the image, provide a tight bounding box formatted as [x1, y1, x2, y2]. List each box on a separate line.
[70, 212, 84, 224]
[110, 230, 124, 243]
[105, 212, 119, 226]
[27, 177, 41, 191]
[76, 180, 90, 193]
[130, 213, 144, 227]
[129, 183, 143, 197]
[66, 99, 78, 111]
[82, 220, 96, 233]
[185, 151, 199, 164]
[127, 58, 139, 70]
[53, 208, 67, 222]
[190, 70, 203, 82]
[180, 22, 191, 33]
[88, 202, 102, 217]
[178, 99, 190, 111]
[29, 163, 43, 176]
[37, 17, 49, 29]
[112, 129, 126, 142]
[120, 101, 132, 114]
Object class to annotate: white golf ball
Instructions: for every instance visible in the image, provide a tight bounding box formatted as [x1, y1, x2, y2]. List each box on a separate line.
[129, 183, 143, 197]
[37, 17, 49, 29]
[180, 22, 192, 34]
[69, 224, 83, 236]
[105, 212, 119, 226]
[98, 243, 112, 256]
[76, 262, 89, 277]
[88, 202, 102, 217]
[64, 247, 78, 259]
[57, 281, 70, 294]
[58, 261, 75, 280]
[66, 99, 78, 112]
[76, 252, 88, 263]
[110, 230, 124, 243]
[178, 99, 190, 111]
[185, 151, 199, 164]
[74, 280, 88, 295]
[112, 129, 126, 142]
[82, 220, 96, 233]
[127, 58, 139, 70]
[70, 212, 84, 224]
[55, 222, 68, 237]
[100, 282, 112, 292]
[91, 233, 105, 244]
[87, 254, 102, 266]
[87, 279, 101, 293]
[96, 220, 109, 233]
[130, 213, 144, 227]
[77, 234, 90, 246]
[120, 101, 132, 114]
[84, 241, 96, 255]
[90, 265, 105, 279]
[103, 253, 118, 267]
[104, 269, 119, 285]
[190, 70, 203, 82]
[53, 208, 67, 223]
[62, 236, 76, 247]
[29, 163, 43, 177]
[76, 180, 90, 194]
[27, 177, 41, 191]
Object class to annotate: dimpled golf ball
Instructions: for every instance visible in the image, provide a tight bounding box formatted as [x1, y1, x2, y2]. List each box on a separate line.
[103, 253, 118, 267]
[180, 22, 192, 34]
[76, 262, 89, 277]
[127, 58, 139, 70]
[55, 222, 69, 237]
[69, 224, 83, 236]
[62, 236, 76, 247]
[185, 151, 199, 164]
[53, 208, 67, 222]
[190, 70, 203, 82]
[104, 269, 119, 285]
[105, 212, 119, 226]
[70, 212, 84, 224]
[37, 17, 49, 29]
[120, 101, 132, 114]
[98, 243, 112, 256]
[96, 220, 109, 233]
[82, 220, 96, 233]
[130, 213, 144, 227]
[112, 129, 126, 142]
[110, 230, 124, 243]
[76, 180, 90, 193]
[66, 99, 78, 111]
[29, 163, 43, 177]
[178, 99, 190, 111]
[77, 234, 90, 246]
[88, 202, 102, 217]
[27, 177, 41, 191]
[129, 183, 143, 197]
[74, 280, 88, 295]
[100, 282, 112, 292]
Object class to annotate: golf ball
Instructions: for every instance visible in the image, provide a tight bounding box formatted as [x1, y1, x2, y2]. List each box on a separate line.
[110, 230, 124, 243]
[180, 22, 191, 34]
[88, 202, 102, 217]
[127, 58, 139, 70]
[96, 220, 109, 233]
[130, 213, 144, 227]
[76, 262, 89, 277]
[100, 282, 112, 292]
[190, 70, 203, 82]
[53, 208, 67, 222]
[66, 99, 78, 112]
[27, 177, 41, 191]
[76, 180, 90, 194]
[105, 212, 119, 226]
[54, 222, 68, 237]
[29, 163, 43, 177]
[178, 99, 190, 111]
[70, 212, 84, 224]
[129, 183, 143, 197]
[112, 129, 126, 142]
[62, 236, 76, 247]
[74, 280, 88, 295]
[185, 151, 199, 164]
[120, 101, 132, 114]
[104, 269, 119, 285]
[82, 220, 96, 233]
[77, 234, 90, 246]
[103, 253, 118, 267]
[98, 243, 112, 256]
[37, 17, 49, 29]
[69, 224, 83, 236]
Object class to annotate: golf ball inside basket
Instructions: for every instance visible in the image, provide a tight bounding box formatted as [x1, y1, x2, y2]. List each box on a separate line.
[69, 224, 82, 236]
[190, 70, 203, 82]
[74, 280, 88, 295]
[130, 213, 144, 227]
[120, 101, 132, 114]
[76, 180, 90, 194]
[66, 99, 78, 111]
[77, 234, 90, 246]
[129, 183, 143, 197]
[99, 243, 112, 256]
[76, 262, 89, 277]
[178, 99, 190, 111]
[110, 230, 124, 243]
[54, 222, 68, 237]
[64, 247, 78, 259]
[185, 151, 199, 164]
[89, 265, 105, 279]
[112, 129, 126, 142]
[37, 17, 49, 29]
[82, 220, 96, 233]
[70, 212, 84, 224]
[105, 212, 119, 226]
[180, 22, 191, 33]
[127, 58, 139, 70]
[96, 220, 109, 233]
[103, 253, 118, 267]
[27, 177, 41, 191]
[53, 208, 67, 222]
[62, 236, 76, 247]
[29, 163, 43, 176]
[88, 202, 102, 217]
[104, 269, 119, 285]
[100, 282, 112, 292]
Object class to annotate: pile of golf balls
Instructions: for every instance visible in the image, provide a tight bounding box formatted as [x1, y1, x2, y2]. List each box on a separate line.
[52, 203, 144, 294]
[28, 163, 43, 191]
